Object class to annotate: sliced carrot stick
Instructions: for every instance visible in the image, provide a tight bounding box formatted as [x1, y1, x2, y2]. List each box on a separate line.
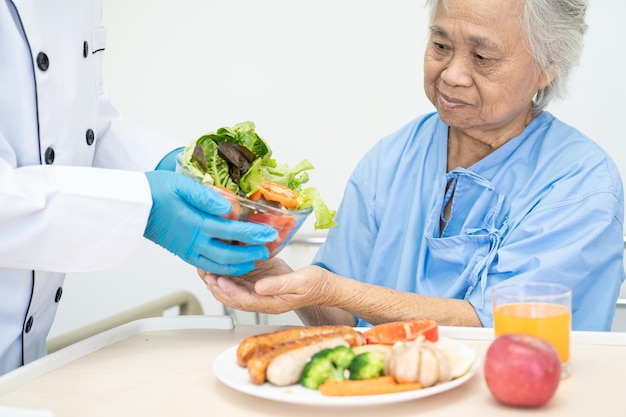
[318, 376, 423, 396]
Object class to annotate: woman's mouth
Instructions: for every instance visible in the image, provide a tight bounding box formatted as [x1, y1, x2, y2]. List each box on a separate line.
[438, 92, 468, 110]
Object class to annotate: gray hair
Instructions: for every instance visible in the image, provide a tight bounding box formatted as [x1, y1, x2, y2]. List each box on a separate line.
[425, 0, 588, 113]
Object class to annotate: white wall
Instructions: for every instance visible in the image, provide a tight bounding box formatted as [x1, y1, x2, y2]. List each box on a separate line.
[49, 0, 626, 338]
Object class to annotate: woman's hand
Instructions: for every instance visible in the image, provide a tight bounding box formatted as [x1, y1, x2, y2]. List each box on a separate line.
[198, 258, 332, 315]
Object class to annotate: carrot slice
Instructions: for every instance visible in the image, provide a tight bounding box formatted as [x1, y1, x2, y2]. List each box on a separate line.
[363, 319, 439, 345]
[318, 376, 423, 396]
[248, 189, 263, 202]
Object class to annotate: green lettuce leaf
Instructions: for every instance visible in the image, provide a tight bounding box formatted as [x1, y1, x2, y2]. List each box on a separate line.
[301, 187, 337, 229]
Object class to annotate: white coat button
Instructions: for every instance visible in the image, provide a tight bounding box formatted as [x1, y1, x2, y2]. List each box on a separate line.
[25, 316, 34, 333]
[86, 129, 94, 145]
[36, 52, 49, 71]
[55, 287, 63, 303]
[83, 41, 89, 58]
[44, 147, 55, 164]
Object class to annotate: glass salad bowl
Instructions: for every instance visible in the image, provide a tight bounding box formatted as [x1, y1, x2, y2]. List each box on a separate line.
[176, 153, 312, 258]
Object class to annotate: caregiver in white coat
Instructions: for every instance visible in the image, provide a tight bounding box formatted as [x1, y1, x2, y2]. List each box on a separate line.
[0, 0, 278, 376]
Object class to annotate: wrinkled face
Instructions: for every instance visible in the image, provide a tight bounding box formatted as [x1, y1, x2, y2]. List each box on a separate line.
[424, 0, 551, 138]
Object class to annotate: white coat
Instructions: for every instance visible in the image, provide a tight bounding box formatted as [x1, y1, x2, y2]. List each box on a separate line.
[0, 0, 180, 375]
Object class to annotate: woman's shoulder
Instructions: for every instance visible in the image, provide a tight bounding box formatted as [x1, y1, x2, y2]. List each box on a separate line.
[533, 112, 610, 157]
[524, 112, 624, 207]
[525, 112, 618, 174]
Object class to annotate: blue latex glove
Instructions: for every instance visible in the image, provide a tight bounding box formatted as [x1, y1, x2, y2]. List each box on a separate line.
[144, 170, 278, 275]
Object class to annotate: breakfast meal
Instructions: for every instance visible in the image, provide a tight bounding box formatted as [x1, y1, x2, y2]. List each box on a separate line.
[234, 320, 476, 396]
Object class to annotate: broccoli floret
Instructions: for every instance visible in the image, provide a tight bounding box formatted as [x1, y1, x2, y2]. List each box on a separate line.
[327, 345, 356, 369]
[348, 351, 386, 380]
[300, 346, 356, 389]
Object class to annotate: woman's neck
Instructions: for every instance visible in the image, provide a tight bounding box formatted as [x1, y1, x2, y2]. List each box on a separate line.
[446, 111, 536, 170]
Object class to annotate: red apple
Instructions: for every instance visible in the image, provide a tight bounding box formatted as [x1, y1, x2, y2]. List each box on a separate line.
[484, 333, 561, 407]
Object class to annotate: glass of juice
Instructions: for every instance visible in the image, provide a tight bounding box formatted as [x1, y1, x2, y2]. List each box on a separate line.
[492, 281, 572, 379]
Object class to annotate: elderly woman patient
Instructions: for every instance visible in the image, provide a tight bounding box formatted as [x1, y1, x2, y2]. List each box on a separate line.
[200, 0, 625, 331]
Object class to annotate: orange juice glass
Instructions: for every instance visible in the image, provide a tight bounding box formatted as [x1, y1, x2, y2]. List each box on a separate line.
[492, 282, 572, 379]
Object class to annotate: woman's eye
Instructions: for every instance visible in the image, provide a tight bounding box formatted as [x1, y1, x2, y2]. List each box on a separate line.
[474, 54, 493, 67]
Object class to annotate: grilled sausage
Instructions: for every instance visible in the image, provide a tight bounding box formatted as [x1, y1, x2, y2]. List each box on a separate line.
[247, 329, 365, 385]
[236, 325, 355, 367]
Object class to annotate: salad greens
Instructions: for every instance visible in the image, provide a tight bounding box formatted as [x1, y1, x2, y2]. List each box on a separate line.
[180, 121, 336, 230]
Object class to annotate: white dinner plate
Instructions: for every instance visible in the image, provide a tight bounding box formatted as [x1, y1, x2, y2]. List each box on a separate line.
[212, 337, 479, 406]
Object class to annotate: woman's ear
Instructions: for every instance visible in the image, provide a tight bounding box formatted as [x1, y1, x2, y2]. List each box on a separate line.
[538, 63, 559, 90]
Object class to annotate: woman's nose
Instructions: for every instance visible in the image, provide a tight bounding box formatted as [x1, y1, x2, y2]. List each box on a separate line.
[440, 55, 473, 87]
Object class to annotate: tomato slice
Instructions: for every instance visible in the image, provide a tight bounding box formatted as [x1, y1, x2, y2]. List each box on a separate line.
[247, 212, 296, 254]
[363, 319, 439, 345]
[249, 181, 299, 209]
[247, 212, 295, 239]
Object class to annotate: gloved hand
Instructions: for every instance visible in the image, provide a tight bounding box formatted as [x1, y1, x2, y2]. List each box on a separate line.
[144, 170, 278, 275]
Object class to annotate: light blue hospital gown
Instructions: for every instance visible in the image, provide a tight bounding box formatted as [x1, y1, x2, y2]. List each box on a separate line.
[313, 112, 625, 331]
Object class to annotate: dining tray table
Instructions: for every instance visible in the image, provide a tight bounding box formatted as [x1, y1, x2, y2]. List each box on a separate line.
[0, 315, 625, 417]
